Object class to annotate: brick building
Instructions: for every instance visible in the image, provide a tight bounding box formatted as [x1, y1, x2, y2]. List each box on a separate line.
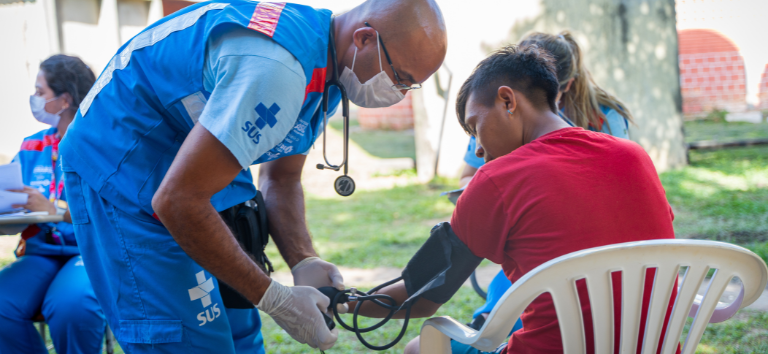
[678, 29, 747, 116]
[357, 92, 414, 131]
[759, 65, 768, 110]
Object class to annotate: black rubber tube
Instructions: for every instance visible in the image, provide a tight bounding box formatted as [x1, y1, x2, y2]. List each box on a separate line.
[329, 277, 415, 351]
[470, 271, 487, 300]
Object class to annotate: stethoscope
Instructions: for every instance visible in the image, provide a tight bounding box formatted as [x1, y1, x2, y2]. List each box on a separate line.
[316, 17, 355, 197]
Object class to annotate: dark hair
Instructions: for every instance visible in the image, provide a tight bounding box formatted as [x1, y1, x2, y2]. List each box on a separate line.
[40, 55, 96, 109]
[456, 45, 559, 134]
[520, 31, 634, 130]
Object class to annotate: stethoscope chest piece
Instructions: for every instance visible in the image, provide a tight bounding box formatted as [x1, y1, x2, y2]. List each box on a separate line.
[334, 175, 355, 197]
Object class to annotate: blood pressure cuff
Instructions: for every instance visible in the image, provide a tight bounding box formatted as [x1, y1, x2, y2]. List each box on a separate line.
[217, 191, 273, 309]
[402, 222, 483, 304]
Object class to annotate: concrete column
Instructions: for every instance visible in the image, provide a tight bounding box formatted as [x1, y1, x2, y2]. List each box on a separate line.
[43, 0, 61, 54]
[98, 0, 121, 51]
[148, 0, 164, 25]
[412, 88, 436, 183]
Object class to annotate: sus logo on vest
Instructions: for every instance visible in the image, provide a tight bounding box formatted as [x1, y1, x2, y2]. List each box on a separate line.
[242, 102, 281, 144]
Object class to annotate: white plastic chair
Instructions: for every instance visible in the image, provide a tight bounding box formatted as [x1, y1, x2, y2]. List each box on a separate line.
[419, 240, 768, 354]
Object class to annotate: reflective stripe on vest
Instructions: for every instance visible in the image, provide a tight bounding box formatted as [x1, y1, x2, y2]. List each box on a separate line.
[80, 2, 229, 116]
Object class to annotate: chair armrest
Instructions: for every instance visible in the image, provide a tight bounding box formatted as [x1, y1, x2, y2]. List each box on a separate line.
[687, 283, 744, 323]
[420, 317, 501, 354]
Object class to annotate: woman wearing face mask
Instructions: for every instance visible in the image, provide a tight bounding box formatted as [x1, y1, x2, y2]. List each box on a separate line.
[0, 54, 105, 354]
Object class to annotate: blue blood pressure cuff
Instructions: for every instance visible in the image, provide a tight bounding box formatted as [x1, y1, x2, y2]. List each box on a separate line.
[402, 222, 483, 304]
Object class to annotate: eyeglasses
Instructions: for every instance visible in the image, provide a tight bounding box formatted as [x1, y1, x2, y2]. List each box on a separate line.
[364, 22, 422, 91]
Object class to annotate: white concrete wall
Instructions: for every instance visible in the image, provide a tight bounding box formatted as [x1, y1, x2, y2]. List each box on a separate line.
[0, 0, 58, 161]
[423, 0, 545, 177]
[0, 0, 159, 160]
[119, 0, 150, 44]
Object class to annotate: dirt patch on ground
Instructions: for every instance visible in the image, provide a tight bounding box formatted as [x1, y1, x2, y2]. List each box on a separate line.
[250, 127, 417, 198]
[271, 264, 502, 289]
[0, 235, 19, 266]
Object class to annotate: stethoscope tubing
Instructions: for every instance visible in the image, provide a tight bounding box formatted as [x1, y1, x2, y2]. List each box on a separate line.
[320, 17, 350, 176]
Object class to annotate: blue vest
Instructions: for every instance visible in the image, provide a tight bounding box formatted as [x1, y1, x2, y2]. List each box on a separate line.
[14, 128, 79, 257]
[60, 1, 340, 222]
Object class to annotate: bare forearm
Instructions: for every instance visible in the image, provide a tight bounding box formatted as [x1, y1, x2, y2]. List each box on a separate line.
[349, 282, 441, 319]
[157, 199, 271, 304]
[259, 176, 317, 268]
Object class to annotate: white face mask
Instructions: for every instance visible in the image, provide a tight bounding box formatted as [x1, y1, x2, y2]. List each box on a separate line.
[30, 95, 63, 126]
[339, 31, 405, 108]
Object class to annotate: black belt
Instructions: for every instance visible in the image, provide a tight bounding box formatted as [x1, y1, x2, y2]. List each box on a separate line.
[217, 190, 273, 309]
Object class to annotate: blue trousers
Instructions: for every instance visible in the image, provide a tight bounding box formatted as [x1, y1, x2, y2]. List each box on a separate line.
[0, 255, 105, 354]
[473, 271, 514, 318]
[63, 171, 265, 354]
[473, 270, 522, 332]
[451, 271, 521, 354]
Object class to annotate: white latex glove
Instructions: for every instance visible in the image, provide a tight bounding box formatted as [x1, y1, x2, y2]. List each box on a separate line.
[292, 257, 348, 313]
[257, 280, 338, 350]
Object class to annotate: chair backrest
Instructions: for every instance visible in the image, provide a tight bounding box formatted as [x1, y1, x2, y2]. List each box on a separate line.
[472, 240, 767, 354]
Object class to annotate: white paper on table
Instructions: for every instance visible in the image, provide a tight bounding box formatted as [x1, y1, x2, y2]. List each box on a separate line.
[0, 163, 24, 191]
[0, 190, 28, 214]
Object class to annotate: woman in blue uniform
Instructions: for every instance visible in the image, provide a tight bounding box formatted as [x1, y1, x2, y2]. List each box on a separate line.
[0, 54, 104, 354]
[436, 31, 636, 354]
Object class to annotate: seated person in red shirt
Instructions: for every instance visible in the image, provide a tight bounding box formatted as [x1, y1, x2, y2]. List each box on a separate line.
[351, 45, 678, 354]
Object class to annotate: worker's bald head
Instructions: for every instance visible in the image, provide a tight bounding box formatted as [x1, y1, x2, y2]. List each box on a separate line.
[359, 0, 446, 46]
[333, 0, 447, 97]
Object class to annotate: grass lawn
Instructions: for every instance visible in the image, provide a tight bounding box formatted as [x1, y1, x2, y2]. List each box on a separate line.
[25, 121, 768, 353]
[44, 300, 768, 354]
[330, 119, 416, 160]
[264, 179, 457, 272]
[684, 311, 768, 353]
[661, 146, 768, 261]
[683, 120, 768, 143]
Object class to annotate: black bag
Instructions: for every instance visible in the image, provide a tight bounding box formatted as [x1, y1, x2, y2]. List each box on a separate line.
[218, 191, 274, 309]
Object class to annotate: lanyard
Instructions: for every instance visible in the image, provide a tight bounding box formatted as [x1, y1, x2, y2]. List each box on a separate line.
[46, 134, 65, 245]
[48, 135, 63, 203]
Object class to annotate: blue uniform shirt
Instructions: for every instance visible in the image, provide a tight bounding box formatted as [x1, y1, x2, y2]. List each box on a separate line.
[12, 127, 79, 257]
[60, 1, 340, 222]
[201, 26, 309, 168]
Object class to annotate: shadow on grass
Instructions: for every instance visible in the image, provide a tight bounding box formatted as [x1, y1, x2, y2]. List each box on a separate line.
[661, 146, 768, 242]
[265, 182, 456, 272]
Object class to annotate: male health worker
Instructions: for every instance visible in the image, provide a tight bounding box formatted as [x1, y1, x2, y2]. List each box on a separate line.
[58, 0, 447, 352]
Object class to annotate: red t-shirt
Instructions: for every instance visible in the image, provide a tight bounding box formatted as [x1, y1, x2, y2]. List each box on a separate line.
[451, 128, 678, 354]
